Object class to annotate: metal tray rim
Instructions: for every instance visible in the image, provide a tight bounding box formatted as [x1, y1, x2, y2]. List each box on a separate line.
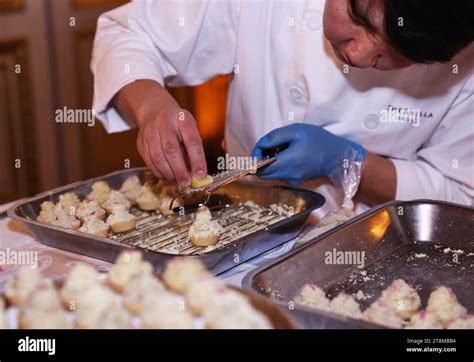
[243, 199, 474, 285]
[241, 199, 473, 328]
[7, 167, 325, 258]
[290, 199, 473, 254]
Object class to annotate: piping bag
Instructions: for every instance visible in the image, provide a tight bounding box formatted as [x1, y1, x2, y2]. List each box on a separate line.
[293, 147, 363, 248]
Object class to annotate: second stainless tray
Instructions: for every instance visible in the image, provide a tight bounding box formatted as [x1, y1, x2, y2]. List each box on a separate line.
[7, 167, 325, 275]
[243, 200, 474, 329]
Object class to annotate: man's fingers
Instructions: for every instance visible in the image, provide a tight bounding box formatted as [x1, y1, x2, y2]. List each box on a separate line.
[256, 125, 298, 150]
[161, 125, 191, 187]
[257, 148, 293, 176]
[251, 145, 264, 159]
[136, 109, 206, 186]
[137, 134, 164, 179]
[178, 113, 207, 179]
[145, 132, 175, 181]
[141, 127, 174, 181]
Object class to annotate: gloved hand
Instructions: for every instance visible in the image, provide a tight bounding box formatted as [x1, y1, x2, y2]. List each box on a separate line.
[251, 123, 365, 185]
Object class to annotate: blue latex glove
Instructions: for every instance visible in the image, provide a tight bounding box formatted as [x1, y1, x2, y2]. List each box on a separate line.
[251, 123, 365, 185]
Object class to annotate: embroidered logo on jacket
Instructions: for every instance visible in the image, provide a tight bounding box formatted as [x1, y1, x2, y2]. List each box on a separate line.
[380, 105, 433, 127]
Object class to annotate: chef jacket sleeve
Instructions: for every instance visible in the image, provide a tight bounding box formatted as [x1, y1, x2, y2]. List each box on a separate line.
[391, 77, 473, 206]
[91, 0, 240, 133]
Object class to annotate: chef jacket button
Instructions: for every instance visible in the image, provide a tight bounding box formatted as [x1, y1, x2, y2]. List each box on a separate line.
[306, 15, 322, 30]
[364, 114, 380, 129]
[289, 86, 305, 100]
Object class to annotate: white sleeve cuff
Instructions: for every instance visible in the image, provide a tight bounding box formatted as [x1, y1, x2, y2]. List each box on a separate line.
[392, 159, 417, 200]
[392, 158, 473, 205]
[93, 73, 164, 134]
[95, 105, 134, 134]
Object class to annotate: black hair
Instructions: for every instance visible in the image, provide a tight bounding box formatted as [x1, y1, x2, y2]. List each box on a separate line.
[349, 0, 474, 63]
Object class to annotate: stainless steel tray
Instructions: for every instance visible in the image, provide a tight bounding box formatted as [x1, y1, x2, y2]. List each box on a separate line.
[7, 167, 325, 274]
[243, 200, 474, 329]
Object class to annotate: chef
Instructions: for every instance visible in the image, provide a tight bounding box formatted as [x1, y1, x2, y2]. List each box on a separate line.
[91, 0, 474, 217]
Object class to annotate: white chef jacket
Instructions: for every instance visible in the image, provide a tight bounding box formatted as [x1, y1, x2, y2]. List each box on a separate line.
[91, 0, 474, 218]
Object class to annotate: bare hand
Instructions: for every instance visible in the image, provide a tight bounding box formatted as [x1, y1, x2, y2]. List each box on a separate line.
[114, 80, 207, 187]
[136, 108, 207, 187]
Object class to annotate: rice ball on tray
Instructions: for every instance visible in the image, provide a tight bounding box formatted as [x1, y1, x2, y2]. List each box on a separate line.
[19, 279, 68, 329]
[156, 182, 181, 216]
[426, 286, 467, 327]
[447, 314, 474, 329]
[162, 257, 207, 293]
[362, 298, 404, 329]
[136, 184, 160, 211]
[58, 192, 81, 211]
[79, 217, 110, 237]
[188, 206, 223, 247]
[51, 204, 81, 230]
[74, 284, 117, 329]
[140, 293, 194, 329]
[329, 293, 362, 319]
[60, 262, 101, 307]
[94, 305, 134, 329]
[4, 266, 43, 306]
[123, 273, 166, 315]
[36, 201, 56, 223]
[294, 283, 330, 311]
[76, 200, 106, 222]
[102, 190, 132, 214]
[156, 195, 175, 216]
[406, 311, 443, 329]
[87, 181, 111, 206]
[203, 289, 272, 329]
[107, 251, 153, 292]
[106, 209, 137, 233]
[380, 279, 421, 320]
[119, 175, 142, 205]
[185, 273, 226, 315]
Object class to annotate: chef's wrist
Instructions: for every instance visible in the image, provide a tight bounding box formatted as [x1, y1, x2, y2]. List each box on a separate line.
[352, 142, 365, 164]
[136, 95, 181, 129]
[357, 151, 396, 205]
[114, 79, 180, 128]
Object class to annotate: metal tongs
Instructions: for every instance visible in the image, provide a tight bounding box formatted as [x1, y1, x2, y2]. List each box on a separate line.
[170, 144, 287, 213]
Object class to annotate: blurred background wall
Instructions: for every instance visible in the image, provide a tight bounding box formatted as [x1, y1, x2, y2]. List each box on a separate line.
[0, 0, 228, 204]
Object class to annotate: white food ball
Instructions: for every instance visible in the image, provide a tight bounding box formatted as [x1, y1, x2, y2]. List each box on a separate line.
[426, 286, 467, 327]
[447, 314, 474, 329]
[362, 298, 404, 329]
[406, 311, 443, 329]
[162, 257, 207, 293]
[380, 279, 421, 320]
[140, 293, 194, 329]
[294, 283, 330, 311]
[329, 293, 362, 319]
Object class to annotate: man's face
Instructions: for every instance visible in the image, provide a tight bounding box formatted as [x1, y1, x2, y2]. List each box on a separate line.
[323, 0, 414, 70]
